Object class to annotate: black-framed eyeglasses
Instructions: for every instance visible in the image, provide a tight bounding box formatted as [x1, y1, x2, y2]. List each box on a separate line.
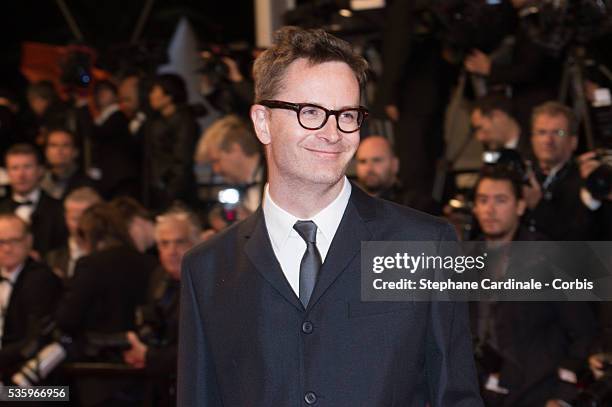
[258, 100, 369, 133]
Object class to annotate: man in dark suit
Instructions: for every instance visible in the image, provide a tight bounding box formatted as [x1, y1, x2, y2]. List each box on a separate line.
[471, 168, 595, 407]
[41, 127, 98, 201]
[90, 80, 140, 199]
[123, 207, 202, 406]
[522, 102, 600, 240]
[178, 27, 483, 407]
[0, 143, 68, 256]
[143, 74, 199, 211]
[45, 187, 102, 281]
[0, 214, 63, 382]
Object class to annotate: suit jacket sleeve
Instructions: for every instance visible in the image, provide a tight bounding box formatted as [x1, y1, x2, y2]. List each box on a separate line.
[177, 254, 223, 407]
[426, 224, 484, 407]
[166, 117, 197, 199]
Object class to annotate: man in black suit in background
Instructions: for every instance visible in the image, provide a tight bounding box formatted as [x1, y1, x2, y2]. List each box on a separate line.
[0, 214, 62, 382]
[178, 27, 483, 407]
[90, 80, 140, 199]
[0, 143, 67, 256]
[123, 207, 202, 406]
[41, 127, 98, 201]
[471, 168, 595, 407]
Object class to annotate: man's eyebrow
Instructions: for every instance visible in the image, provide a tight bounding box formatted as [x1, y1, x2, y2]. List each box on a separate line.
[302, 101, 361, 109]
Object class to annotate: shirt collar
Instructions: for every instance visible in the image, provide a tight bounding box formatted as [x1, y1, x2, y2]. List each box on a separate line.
[13, 188, 41, 205]
[95, 103, 121, 126]
[263, 177, 352, 250]
[68, 237, 84, 259]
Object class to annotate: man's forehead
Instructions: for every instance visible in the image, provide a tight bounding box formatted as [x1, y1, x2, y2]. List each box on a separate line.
[0, 218, 26, 234]
[7, 154, 37, 165]
[158, 223, 189, 237]
[48, 133, 72, 144]
[477, 179, 514, 194]
[276, 59, 360, 103]
[533, 114, 569, 127]
[359, 137, 392, 155]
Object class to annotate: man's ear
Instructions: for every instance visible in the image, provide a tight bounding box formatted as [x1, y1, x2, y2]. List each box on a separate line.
[251, 104, 271, 145]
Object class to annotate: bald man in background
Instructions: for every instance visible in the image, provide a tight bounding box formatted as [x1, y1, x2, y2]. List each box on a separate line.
[355, 135, 441, 214]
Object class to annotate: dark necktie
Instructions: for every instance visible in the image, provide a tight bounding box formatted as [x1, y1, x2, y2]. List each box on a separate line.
[293, 220, 322, 308]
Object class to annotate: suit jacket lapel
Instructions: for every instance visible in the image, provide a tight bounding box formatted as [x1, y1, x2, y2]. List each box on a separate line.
[242, 208, 304, 311]
[307, 184, 375, 310]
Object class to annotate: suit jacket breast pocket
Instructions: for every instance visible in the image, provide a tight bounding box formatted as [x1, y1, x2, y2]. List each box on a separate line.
[348, 301, 414, 319]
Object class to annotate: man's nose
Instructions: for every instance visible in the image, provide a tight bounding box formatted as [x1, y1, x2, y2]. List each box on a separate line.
[318, 115, 341, 143]
[483, 201, 495, 214]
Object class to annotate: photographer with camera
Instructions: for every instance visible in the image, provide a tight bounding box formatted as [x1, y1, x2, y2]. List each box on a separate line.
[121, 207, 201, 406]
[198, 51, 254, 118]
[465, 0, 563, 135]
[577, 149, 612, 235]
[471, 95, 531, 157]
[579, 297, 612, 406]
[471, 167, 596, 407]
[195, 115, 264, 212]
[0, 214, 62, 383]
[522, 101, 604, 240]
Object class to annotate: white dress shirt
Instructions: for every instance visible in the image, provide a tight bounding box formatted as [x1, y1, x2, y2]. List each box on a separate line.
[67, 237, 85, 278]
[13, 188, 41, 224]
[0, 264, 24, 349]
[262, 177, 352, 296]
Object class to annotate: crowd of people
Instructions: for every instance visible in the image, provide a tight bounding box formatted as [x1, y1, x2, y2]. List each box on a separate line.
[0, 3, 612, 407]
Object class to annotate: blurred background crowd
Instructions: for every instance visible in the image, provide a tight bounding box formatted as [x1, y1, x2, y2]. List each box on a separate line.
[1, 0, 612, 406]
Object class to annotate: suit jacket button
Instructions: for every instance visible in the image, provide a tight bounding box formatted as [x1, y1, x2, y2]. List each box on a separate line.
[304, 391, 317, 404]
[302, 321, 313, 334]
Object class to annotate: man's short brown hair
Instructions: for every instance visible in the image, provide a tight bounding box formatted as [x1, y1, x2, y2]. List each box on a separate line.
[531, 101, 577, 135]
[5, 143, 43, 166]
[196, 115, 260, 163]
[252, 26, 368, 101]
[45, 127, 78, 149]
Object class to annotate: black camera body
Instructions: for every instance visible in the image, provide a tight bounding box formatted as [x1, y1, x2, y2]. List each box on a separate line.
[574, 361, 612, 407]
[482, 148, 531, 185]
[585, 149, 612, 200]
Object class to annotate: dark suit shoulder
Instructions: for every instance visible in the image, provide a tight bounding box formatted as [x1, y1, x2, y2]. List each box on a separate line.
[0, 197, 13, 213]
[21, 258, 60, 281]
[78, 245, 156, 269]
[183, 217, 244, 268]
[359, 190, 455, 241]
[37, 190, 64, 211]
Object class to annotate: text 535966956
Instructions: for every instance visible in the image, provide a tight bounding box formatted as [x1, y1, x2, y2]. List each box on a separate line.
[0, 386, 69, 401]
